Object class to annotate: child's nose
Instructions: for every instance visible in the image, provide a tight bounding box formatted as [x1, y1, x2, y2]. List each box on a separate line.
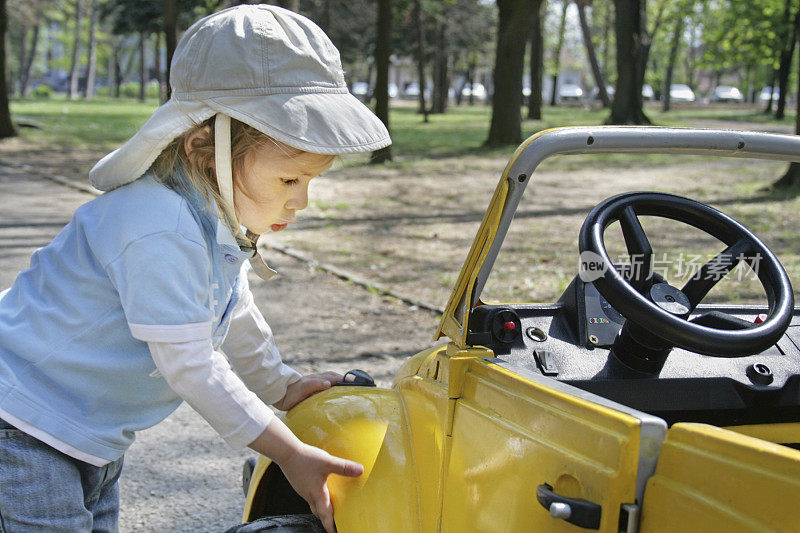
[286, 186, 309, 211]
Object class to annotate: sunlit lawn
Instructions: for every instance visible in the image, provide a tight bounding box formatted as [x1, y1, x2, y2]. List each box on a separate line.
[11, 95, 796, 159]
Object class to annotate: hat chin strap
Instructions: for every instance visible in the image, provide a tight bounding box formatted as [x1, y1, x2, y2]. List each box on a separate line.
[214, 113, 247, 241]
[214, 114, 277, 280]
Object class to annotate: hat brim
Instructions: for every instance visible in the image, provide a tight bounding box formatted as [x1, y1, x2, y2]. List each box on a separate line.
[89, 91, 391, 191]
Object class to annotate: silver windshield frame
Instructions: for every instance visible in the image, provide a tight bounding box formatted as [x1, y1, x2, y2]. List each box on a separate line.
[469, 126, 800, 311]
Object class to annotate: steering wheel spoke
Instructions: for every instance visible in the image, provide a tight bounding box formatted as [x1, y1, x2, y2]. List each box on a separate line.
[680, 239, 753, 310]
[689, 310, 753, 331]
[619, 206, 653, 293]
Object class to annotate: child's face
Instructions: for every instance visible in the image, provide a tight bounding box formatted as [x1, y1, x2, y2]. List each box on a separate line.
[233, 144, 332, 234]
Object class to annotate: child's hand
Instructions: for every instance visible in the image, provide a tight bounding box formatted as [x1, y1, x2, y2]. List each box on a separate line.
[273, 371, 342, 411]
[280, 442, 364, 533]
[249, 418, 363, 533]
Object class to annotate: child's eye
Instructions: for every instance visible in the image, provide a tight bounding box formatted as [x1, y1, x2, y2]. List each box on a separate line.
[281, 178, 299, 186]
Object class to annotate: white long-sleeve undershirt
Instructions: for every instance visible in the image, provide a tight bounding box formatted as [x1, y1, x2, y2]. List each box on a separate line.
[147, 288, 302, 449]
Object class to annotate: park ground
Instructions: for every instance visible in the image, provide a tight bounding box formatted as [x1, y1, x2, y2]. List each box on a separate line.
[2, 98, 800, 530]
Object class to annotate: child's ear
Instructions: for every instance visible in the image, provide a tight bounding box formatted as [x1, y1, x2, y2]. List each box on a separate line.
[183, 125, 213, 158]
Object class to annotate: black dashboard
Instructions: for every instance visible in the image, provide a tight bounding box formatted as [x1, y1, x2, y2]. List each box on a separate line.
[467, 275, 800, 427]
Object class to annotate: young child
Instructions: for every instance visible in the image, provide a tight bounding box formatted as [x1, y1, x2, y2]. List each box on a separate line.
[0, 6, 390, 533]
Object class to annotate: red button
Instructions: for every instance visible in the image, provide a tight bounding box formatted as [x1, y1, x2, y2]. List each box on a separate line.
[503, 321, 516, 332]
[754, 314, 768, 324]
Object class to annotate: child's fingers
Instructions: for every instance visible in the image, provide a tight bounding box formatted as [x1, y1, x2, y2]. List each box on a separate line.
[316, 488, 336, 533]
[309, 371, 343, 384]
[327, 456, 364, 478]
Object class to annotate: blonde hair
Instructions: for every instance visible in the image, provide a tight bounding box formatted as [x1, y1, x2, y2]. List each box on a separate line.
[152, 116, 335, 224]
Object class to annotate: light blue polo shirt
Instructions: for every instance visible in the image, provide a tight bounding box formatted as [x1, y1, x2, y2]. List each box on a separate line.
[0, 172, 253, 462]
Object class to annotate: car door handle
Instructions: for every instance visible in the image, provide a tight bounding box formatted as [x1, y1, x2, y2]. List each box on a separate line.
[536, 483, 602, 529]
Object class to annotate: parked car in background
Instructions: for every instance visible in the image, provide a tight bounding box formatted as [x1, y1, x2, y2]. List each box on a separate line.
[350, 81, 369, 99]
[403, 82, 431, 100]
[589, 84, 652, 102]
[760, 86, 778, 104]
[558, 83, 584, 102]
[460, 82, 487, 101]
[710, 85, 745, 103]
[590, 85, 614, 101]
[349, 82, 397, 100]
[642, 84, 655, 101]
[669, 84, 696, 103]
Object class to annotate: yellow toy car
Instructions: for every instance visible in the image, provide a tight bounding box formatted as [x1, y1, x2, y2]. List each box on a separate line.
[233, 127, 800, 533]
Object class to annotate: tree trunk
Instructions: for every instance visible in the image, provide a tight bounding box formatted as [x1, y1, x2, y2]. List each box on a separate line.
[321, 0, 332, 33]
[371, 0, 393, 164]
[164, 0, 178, 99]
[413, 0, 429, 121]
[486, 0, 540, 147]
[139, 31, 147, 102]
[577, 0, 609, 108]
[527, 0, 545, 119]
[431, 18, 449, 114]
[549, 0, 568, 106]
[764, 67, 777, 113]
[775, 0, 799, 120]
[15, 25, 27, 96]
[466, 60, 476, 105]
[773, 101, 800, 189]
[68, 0, 84, 100]
[773, 16, 800, 190]
[0, 0, 16, 138]
[601, 3, 611, 83]
[19, 25, 40, 98]
[154, 32, 164, 102]
[271, 0, 299, 11]
[84, 0, 99, 99]
[662, 15, 683, 112]
[608, 0, 650, 124]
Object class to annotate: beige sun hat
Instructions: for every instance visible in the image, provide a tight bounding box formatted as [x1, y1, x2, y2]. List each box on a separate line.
[88, 4, 391, 193]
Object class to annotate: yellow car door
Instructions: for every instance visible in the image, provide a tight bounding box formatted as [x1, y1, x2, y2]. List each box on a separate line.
[639, 423, 800, 533]
[438, 354, 666, 532]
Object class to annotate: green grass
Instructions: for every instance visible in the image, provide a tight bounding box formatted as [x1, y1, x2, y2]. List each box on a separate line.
[11, 95, 159, 149]
[9, 96, 796, 162]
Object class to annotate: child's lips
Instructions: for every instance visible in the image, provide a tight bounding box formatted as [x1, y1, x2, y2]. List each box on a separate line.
[271, 223, 289, 232]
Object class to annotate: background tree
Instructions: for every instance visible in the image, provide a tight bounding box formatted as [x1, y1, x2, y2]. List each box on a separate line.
[577, 0, 609, 107]
[608, 0, 667, 124]
[269, 0, 299, 11]
[486, 0, 540, 147]
[164, 0, 178, 98]
[661, 13, 682, 111]
[68, 0, 84, 99]
[8, 0, 54, 97]
[700, 0, 790, 107]
[83, 0, 99, 98]
[303, 0, 375, 87]
[527, 0, 545, 119]
[774, 0, 800, 119]
[447, 0, 494, 107]
[0, 0, 16, 138]
[548, 0, 568, 106]
[412, 0, 429, 120]
[371, 0, 392, 163]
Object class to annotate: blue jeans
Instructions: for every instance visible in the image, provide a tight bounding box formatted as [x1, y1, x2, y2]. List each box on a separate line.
[0, 418, 123, 532]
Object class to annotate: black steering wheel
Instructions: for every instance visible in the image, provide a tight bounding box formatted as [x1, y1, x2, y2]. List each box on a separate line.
[579, 192, 794, 359]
